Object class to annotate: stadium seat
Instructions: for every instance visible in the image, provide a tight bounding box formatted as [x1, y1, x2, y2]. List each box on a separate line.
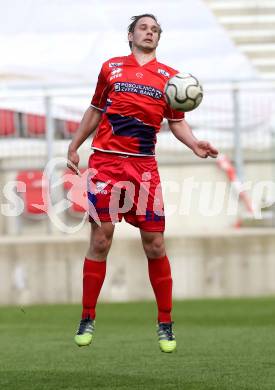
[24, 113, 46, 137]
[16, 170, 48, 217]
[63, 168, 88, 215]
[0, 109, 17, 137]
[63, 120, 80, 138]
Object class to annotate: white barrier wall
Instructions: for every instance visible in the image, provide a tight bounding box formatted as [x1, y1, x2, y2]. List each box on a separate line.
[0, 229, 275, 305]
[0, 154, 274, 235]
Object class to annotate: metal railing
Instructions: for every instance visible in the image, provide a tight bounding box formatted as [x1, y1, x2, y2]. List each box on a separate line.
[0, 80, 274, 233]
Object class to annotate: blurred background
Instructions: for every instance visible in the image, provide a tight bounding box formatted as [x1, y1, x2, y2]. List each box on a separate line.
[0, 0, 275, 305]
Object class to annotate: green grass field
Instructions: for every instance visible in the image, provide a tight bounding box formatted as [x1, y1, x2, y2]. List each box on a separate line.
[1, 298, 275, 390]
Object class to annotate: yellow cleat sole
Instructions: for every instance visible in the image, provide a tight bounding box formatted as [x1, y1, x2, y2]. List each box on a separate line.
[74, 334, 93, 347]
[159, 340, 177, 353]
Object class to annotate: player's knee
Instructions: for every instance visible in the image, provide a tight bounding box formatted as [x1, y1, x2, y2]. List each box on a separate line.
[90, 237, 111, 257]
[95, 237, 110, 253]
[144, 236, 165, 258]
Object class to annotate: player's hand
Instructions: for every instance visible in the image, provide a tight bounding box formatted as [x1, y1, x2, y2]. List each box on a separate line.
[192, 140, 219, 159]
[67, 147, 80, 174]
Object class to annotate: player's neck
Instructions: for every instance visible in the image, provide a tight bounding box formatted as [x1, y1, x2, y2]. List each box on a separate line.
[131, 47, 156, 66]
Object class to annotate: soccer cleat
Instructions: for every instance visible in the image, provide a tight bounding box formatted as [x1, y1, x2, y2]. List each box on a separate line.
[157, 322, 176, 353]
[74, 317, 95, 347]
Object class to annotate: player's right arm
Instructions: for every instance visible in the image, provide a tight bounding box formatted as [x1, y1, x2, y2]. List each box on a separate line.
[67, 107, 102, 172]
[67, 61, 110, 172]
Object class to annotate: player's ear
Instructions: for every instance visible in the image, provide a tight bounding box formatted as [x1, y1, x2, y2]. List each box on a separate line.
[128, 32, 133, 46]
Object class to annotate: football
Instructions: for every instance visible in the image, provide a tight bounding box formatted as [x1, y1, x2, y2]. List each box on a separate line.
[164, 73, 203, 112]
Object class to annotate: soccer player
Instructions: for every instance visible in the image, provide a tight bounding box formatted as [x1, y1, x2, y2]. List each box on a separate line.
[67, 14, 218, 353]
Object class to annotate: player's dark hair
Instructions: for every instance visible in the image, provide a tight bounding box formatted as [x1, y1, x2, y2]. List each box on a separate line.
[128, 14, 162, 49]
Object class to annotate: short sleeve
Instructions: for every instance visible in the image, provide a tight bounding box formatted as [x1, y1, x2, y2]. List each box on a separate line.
[90, 64, 109, 111]
[164, 103, 185, 121]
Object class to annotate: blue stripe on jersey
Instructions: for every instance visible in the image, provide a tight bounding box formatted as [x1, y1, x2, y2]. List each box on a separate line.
[107, 114, 156, 155]
[88, 191, 97, 206]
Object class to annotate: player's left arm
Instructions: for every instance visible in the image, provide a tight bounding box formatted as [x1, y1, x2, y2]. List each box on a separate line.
[168, 119, 219, 158]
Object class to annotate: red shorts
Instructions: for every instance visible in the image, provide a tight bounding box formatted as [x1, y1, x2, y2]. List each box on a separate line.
[87, 151, 165, 232]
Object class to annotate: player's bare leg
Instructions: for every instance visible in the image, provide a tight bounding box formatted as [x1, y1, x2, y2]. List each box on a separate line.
[87, 221, 115, 260]
[74, 222, 115, 347]
[140, 230, 176, 353]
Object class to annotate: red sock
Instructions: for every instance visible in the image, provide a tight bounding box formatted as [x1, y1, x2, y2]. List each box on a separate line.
[82, 257, 106, 319]
[148, 255, 172, 323]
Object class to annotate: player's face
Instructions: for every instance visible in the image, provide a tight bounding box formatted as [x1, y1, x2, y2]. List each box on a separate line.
[129, 17, 160, 52]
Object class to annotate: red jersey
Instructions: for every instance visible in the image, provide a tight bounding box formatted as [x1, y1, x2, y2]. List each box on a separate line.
[90, 53, 184, 156]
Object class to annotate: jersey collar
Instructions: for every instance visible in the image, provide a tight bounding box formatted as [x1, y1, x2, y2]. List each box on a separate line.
[125, 53, 157, 67]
